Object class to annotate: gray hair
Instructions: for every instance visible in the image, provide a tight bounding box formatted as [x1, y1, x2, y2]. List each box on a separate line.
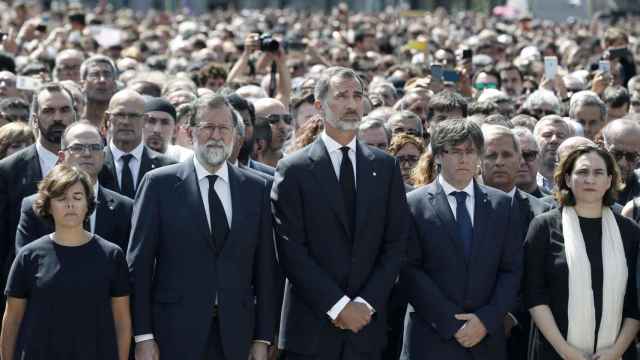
[190, 94, 239, 129]
[481, 124, 520, 154]
[431, 118, 485, 157]
[533, 115, 575, 139]
[512, 126, 539, 151]
[386, 110, 424, 135]
[569, 90, 607, 122]
[523, 89, 561, 114]
[314, 66, 363, 104]
[359, 117, 391, 142]
[80, 55, 117, 81]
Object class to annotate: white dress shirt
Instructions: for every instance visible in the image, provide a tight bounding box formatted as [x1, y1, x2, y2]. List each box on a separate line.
[320, 131, 374, 320]
[109, 141, 144, 190]
[35, 142, 58, 178]
[438, 175, 475, 225]
[134, 158, 233, 344]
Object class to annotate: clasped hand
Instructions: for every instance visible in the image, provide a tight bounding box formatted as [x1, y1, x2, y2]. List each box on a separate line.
[454, 313, 487, 348]
[332, 302, 372, 333]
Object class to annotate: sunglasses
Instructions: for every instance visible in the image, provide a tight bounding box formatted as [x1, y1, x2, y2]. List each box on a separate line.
[610, 150, 640, 163]
[521, 150, 539, 162]
[266, 114, 292, 125]
[473, 82, 498, 90]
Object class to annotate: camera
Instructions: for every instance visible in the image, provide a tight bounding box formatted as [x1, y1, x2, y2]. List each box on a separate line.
[259, 33, 280, 52]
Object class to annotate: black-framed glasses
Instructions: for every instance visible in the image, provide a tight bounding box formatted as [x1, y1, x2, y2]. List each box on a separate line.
[64, 143, 104, 154]
[610, 150, 640, 163]
[397, 155, 420, 165]
[266, 114, 292, 125]
[521, 150, 539, 162]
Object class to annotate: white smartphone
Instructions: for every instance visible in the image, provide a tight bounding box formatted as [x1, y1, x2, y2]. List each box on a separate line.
[544, 56, 558, 80]
[16, 76, 42, 92]
[599, 60, 610, 74]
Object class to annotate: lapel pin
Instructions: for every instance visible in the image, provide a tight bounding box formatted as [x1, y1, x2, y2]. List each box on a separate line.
[373, 171, 377, 176]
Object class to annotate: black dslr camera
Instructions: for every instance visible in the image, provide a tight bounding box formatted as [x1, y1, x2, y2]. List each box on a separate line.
[259, 33, 280, 52]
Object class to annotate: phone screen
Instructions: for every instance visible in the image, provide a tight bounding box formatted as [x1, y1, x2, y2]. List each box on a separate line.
[431, 64, 443, 81]
[442, 69, 460, 82]
[544, 57, 558, 80]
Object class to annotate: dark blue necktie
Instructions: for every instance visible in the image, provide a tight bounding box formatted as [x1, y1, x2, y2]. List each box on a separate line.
[452, 191, 473, 259]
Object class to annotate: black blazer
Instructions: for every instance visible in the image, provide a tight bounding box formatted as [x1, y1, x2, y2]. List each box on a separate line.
[508, 189, 552, 360]
[127, 161, 277, 360]
[15, 186, 133, 252]
[401, 180, 522, 360]
[271, 138, 409, 356]
[0, 145, 43, 282]
[98, 145, 175, 196]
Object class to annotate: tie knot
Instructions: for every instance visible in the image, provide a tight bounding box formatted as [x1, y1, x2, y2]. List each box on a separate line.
[121, 154, 134, 165]
[340, 146, 350, 155]
[208, 174, 219, 186]
[452, 191, 467, 204]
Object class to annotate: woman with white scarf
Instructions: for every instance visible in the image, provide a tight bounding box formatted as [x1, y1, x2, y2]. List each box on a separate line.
[524, 145, 640, 360]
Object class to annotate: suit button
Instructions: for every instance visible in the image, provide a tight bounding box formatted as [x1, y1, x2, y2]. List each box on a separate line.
[431, 322, 437, 329]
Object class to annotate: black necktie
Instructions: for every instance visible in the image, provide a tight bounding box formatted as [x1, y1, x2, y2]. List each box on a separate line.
[120, 154, 135, 199]
[339, 146, 356, 234]
[208, 175, 229, 252]
[452, 191, 473, 259]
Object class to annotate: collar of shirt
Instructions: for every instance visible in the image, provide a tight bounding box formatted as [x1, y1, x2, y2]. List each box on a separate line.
[321, 130, 357, 155]
[193, 155, 229, 184]
[507, 187, 517, 198]
[109, 140, 144, 163]
[35, 141, 59, 176]
[93, 181, 100, 200]
[438, 175, 475, 199]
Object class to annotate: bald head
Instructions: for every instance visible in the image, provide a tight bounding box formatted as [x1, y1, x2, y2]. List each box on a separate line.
[107, 90, 146, 152]
[557, 136, 595, 162]
[253, 98, 288, 118]
[253, 98, 290, 153]
[602, 118, 640, 180]
[603, 118, 640, 144]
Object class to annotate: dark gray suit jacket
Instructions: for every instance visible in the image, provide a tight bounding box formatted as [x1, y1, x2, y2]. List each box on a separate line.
[271, 138, 409, 356]
[401, 180, 522, 360]
[15, 186, 133, 252]
[127, 160, 277, 360]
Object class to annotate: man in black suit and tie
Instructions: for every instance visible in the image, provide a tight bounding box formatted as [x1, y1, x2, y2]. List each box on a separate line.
[128, 94, 277, 360]
[480, 124, 550, 360]
[271, 66, 409, 360]
[98, 89, 175, 198]
[0, 82, 77, 305]
[15, 121, 133, 251]
[401, 119, 522, 360]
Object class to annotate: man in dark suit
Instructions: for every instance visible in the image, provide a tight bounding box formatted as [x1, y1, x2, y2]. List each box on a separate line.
[401, 119, 522, 360]
[271, 67, 409, 360]
[128, 94, 277, 360]
[480, 124, 550, 360]
[0, 82, 77, 303]
[98, 89, 175, 198]
[15, 121, 133, 251]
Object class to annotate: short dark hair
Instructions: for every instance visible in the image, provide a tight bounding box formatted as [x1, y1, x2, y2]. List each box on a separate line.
[430, 118, 484, 157]
[129, 80, 162, 98]
[30, 82, 77, 119]
[0, 51, 16, 73]
[80, 55, 117, 81]
[496, 63, 523, 82]
[427, 91, 468, 121]
[554, 145, 621, 207]
[33, 164, 96, 222]
[196, 62, 227, 87]
[603, 86, 630, 109]
[226, 93, 255, 126]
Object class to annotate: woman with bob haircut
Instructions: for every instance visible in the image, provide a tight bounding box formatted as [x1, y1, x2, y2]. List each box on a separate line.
[524, 145, 640, 360]
[0, 164, 131, 360]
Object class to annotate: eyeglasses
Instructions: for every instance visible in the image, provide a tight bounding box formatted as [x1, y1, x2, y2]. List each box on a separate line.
[266, 114, 292, 125]
[64, 143, 104, 154]
[109, 112, 144, 122]
[521, 150, 539, 162]
[194, 123, 233, 137]
[397, 155, 420, 165]
[86, 70, 115, 81]
[610, 150, 640, 163]
[473, 82, 498, 90]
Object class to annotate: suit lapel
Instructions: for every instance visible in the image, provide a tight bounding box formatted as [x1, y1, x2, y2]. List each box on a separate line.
[427, 182, 466, 258]
[94, 187, 116, 237]
[470, 182, 490, 263]
[353, 142, 375, 244]
[223, 164, 246, 254]
[101, 148, 118, 189]
[23, 146, 43, 192]
[175, 161, 214, 251]
[308, 139, 351, 238]
[139, 147, 157, 184]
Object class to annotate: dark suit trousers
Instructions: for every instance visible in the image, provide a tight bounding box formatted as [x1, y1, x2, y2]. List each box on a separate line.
[284, 343, 381, 360]
[203, 317, 226, 360]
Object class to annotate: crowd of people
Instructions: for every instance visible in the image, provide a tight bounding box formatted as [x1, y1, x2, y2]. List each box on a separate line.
[0, 1, 640, 359]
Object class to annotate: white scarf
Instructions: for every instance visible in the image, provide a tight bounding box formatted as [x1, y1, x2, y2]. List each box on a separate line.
[562, 206, 627, 356]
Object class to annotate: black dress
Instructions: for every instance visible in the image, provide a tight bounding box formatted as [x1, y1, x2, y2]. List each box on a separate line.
[524, 208, 640, 360]
[5, 234, 130, 360]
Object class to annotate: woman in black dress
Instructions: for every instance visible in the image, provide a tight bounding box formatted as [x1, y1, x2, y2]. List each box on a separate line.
[0, 164, 131, 360]
[525, 145, 640, 360]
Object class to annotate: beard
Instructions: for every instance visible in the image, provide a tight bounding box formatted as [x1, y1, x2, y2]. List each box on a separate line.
[324, 106, 361, 131]
[40, 121, 67, 144]
[195, 139, 233, 167]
